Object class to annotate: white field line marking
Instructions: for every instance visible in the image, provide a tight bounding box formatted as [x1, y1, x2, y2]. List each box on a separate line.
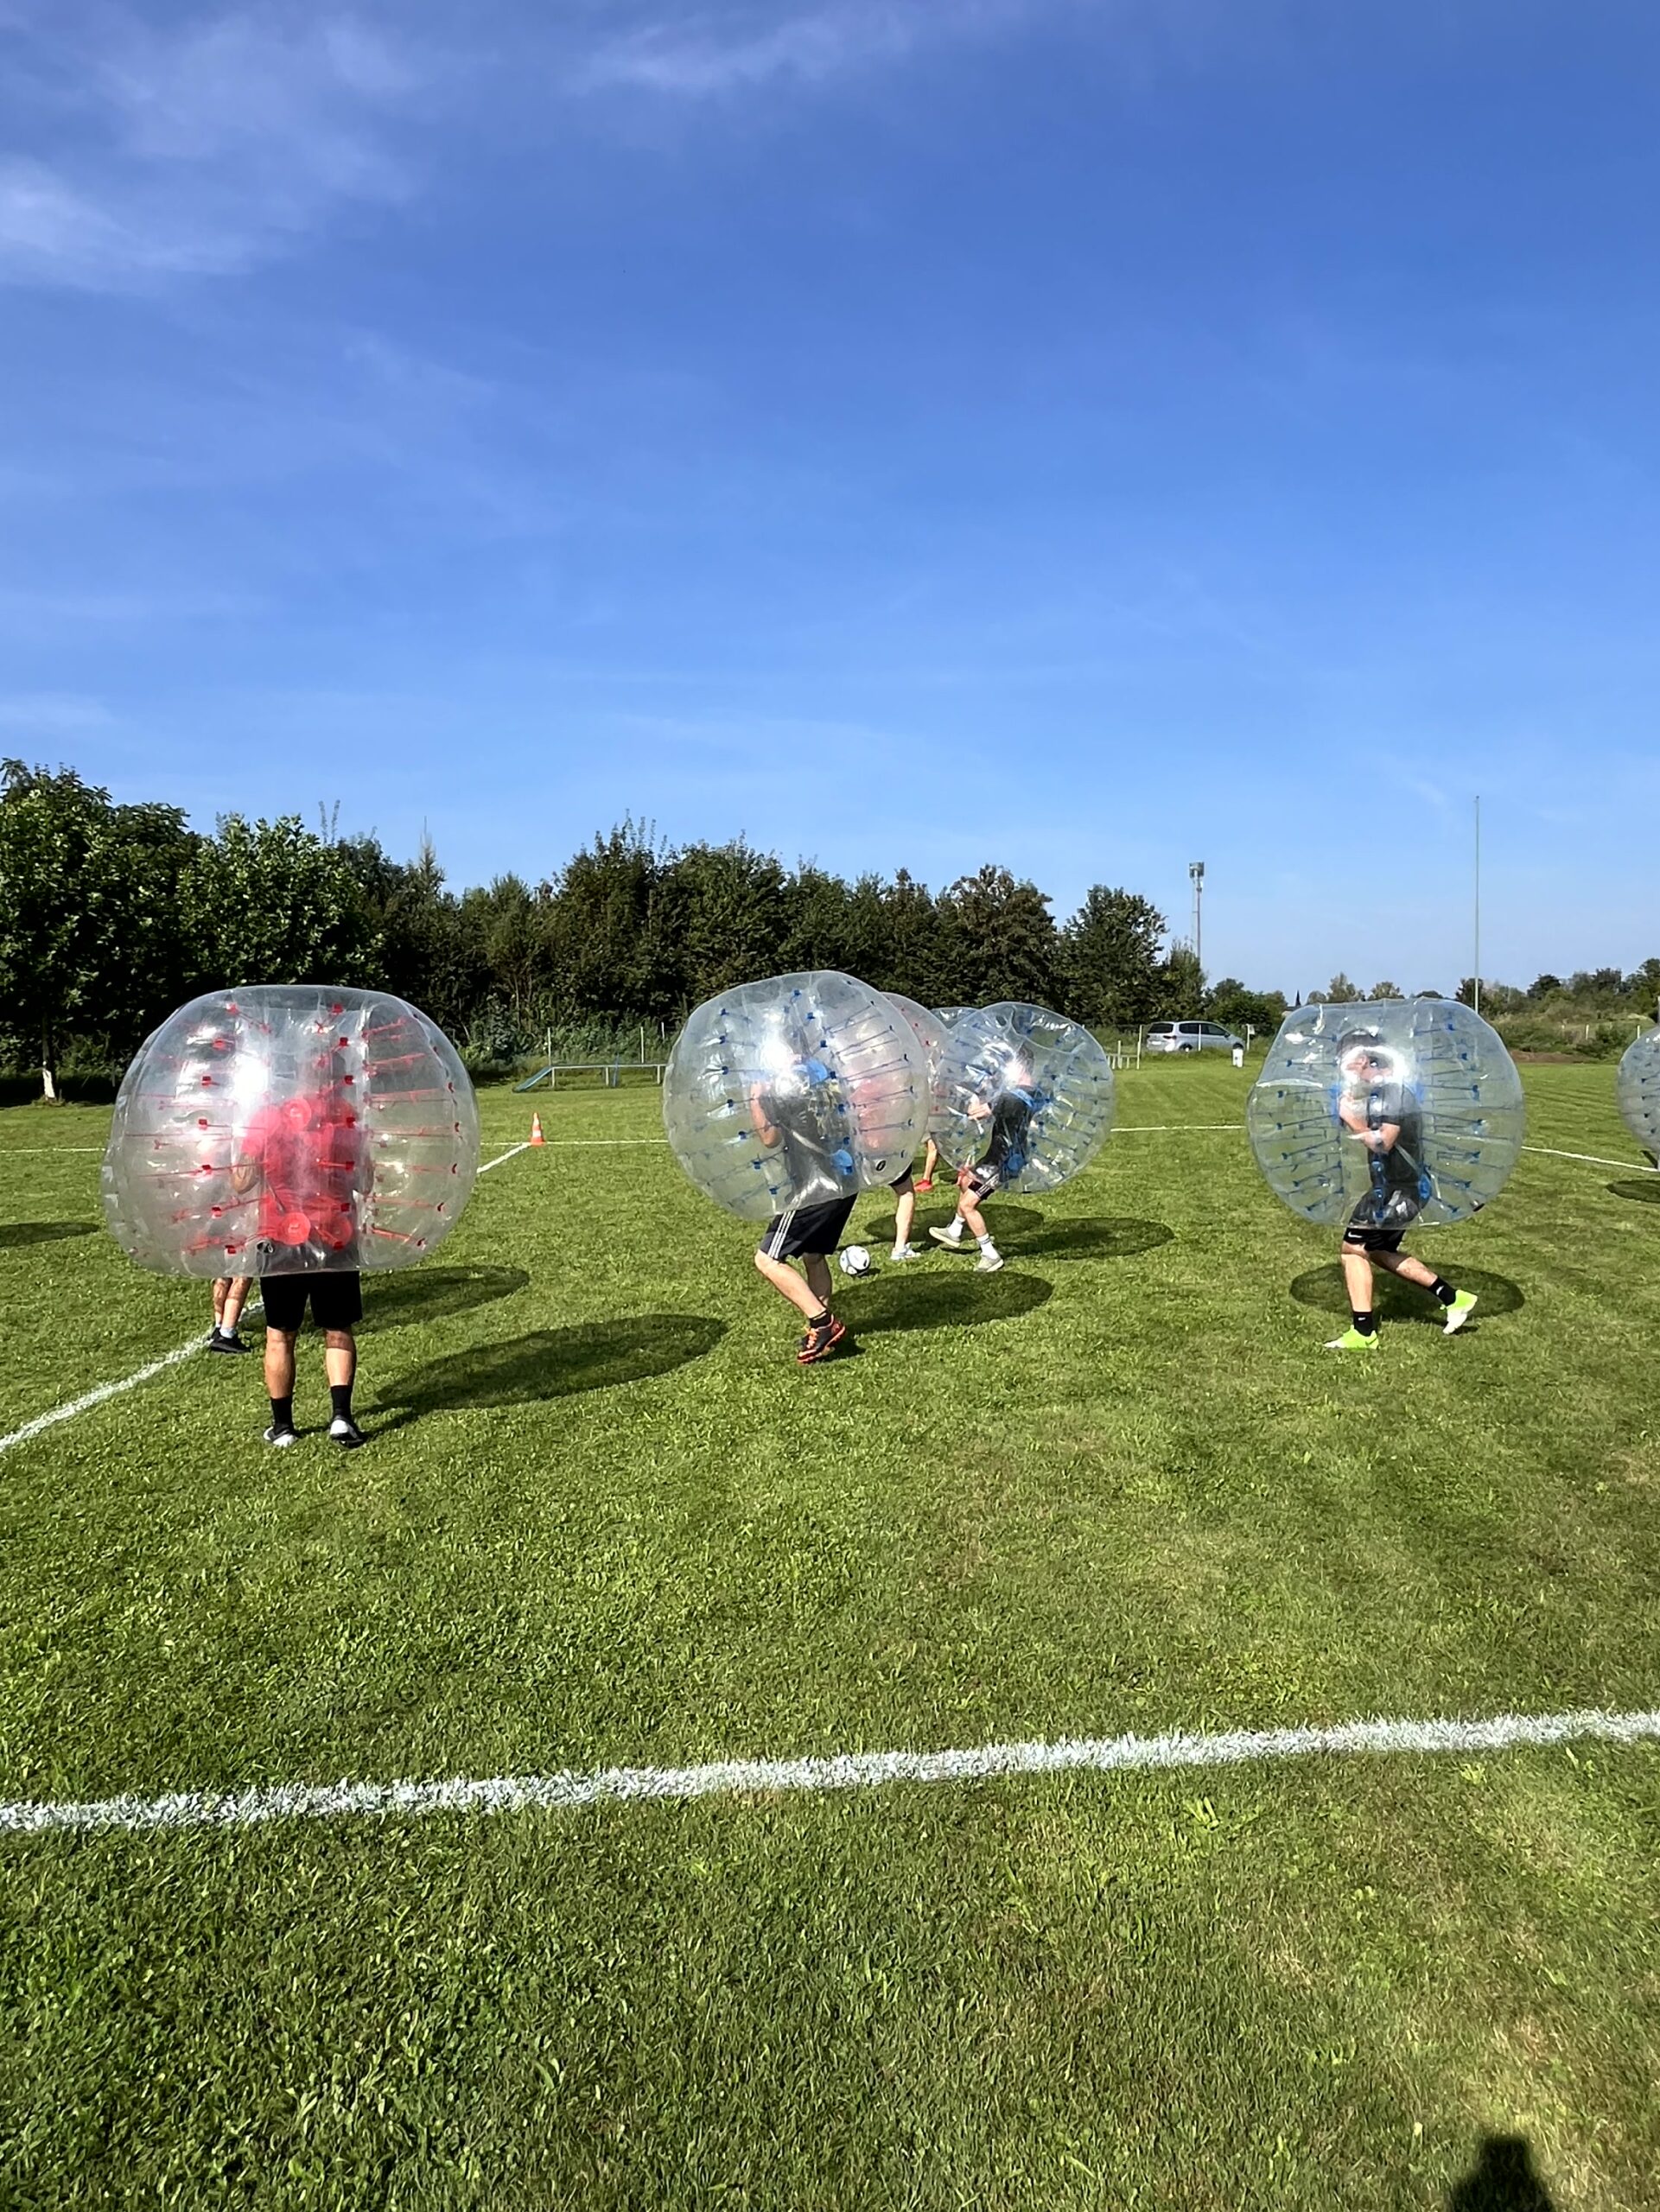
[3, 1705, 1655, 1839]
[0, 1142, 531, 1455]
[1523, 1144, 1660, 1174]
[480, 1141, 531, 1173]
[0, 1145, 105, 1154]
[1116, 1122, 1245, 1133]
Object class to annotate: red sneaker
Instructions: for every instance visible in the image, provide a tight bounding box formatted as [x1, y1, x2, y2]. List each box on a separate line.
[913, 1178, 934, 1192]
[797, 1317, 849, 1364]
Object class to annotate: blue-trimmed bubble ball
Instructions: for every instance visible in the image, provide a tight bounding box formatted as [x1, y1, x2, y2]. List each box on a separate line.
[886, 994, 957, 1158]
[1617, 1024, 1660, 1160]
[664, 971, 926, 1221]
[101, 986, 479, 1277]
[933, 1001, 1115, 1192]
[1246, 997, 1523, 1229]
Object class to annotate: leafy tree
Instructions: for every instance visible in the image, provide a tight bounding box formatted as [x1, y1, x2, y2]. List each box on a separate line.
[543, 820, 673, 1023]
[0, 760, 195, 1096]
[1320, 972, 1362, 1004]
[180, 815, 381, 1000]
[779, 862, 860, 979]
[935, 864, 1059, 1007]
[1156, 942, 1205, 1015]
[1529, 974, 1563, 998]
[1625, 957, 1660, 1010]
[1059, 886, 1166, 1027]
[656, 839, 790, 1005]
[1367, 980, 1402, 1001]
[1208, 978, 1287, 1036]
[875, 870, 945, 1004]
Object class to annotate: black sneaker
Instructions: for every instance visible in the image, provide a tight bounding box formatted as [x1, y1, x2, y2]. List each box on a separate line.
[328, 1415, 366, 1450]
[263, 1422, 299, 1448]
[207, 1330, 250, 1355]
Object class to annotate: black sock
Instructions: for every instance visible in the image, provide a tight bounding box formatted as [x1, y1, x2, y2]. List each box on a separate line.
[1428, 1276, 1457, 1306]
[270, 1395, 294, 1430]
[1352, 1311, 1377, 1338]
[805, 1308, 830, 1329]
[329, 1382, 354, 1421]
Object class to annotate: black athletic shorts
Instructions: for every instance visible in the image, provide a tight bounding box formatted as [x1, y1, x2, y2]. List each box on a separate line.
[961, 1162, 1003, 1201]
[759, 1197, 856, 1262]
[259, 1270, 364, 1333]
[1342, 1224, 1406, 1255]
[889, 1167, 914, 1194]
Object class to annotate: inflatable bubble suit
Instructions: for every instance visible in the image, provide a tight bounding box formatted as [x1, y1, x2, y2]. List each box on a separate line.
[933, 1001, 1116, 1192]
[1617, 1024, 1660, 1160]
[1246, 997, 1523, 1229]
[886, 994, 957, 1155]
[664, 971, 925, 1222]
[102, 986, 480, 1276]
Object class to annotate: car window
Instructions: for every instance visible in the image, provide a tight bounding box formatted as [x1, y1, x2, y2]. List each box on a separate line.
[1178, 1022, 1201, 1035]
[1148, 1022, 1175, 1035]
[1203, 1023, 1229, 1035]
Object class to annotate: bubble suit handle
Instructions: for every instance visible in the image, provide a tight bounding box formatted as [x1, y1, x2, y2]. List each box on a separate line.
[1246, 997, 1524, 1228]
[934, 1001, 1115, 1193]
[664, 972, 926, 1221]
[101, 987, 480, 1276]
[1618, 1024, 1660, 1159]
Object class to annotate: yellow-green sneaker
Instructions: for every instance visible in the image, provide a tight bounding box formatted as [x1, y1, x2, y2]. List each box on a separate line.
[1442, 1289, 1478, 1335]
[1324, 1325, 1379, 1352]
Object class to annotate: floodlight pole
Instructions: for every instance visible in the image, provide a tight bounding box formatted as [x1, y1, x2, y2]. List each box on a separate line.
[1472, 797, 1481, 1016]
[1190, 861, 1205, 984]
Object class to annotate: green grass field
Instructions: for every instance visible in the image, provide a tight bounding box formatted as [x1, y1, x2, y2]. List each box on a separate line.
[2, 1059, 1657, 2209]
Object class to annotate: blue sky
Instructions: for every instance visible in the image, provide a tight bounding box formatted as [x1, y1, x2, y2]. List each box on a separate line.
[3, 0, 1657, 995]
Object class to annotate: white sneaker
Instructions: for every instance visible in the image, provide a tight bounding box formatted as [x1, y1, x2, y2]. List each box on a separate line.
[974, 1249, 1004, 1273]
[890, 1243, 919, 1262]
[929, 1227, 965, 1250]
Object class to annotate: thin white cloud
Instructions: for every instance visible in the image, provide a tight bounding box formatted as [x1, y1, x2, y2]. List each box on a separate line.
[0, 4, 427, 289]
[574, 0, 1084, 98]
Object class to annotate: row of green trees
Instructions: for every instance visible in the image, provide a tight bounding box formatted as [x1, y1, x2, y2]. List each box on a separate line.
[3, 762, 1287, 1093]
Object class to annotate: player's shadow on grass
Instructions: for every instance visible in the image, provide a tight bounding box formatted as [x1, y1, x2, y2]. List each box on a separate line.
[363, 1264, 530, 1332]
[0, 1220, 97, 1249]
[1009, 1217, 1173, 1262]
[1607, 1177, 1660, 1205]
[850, 1270, 1053, 1335]
[374, 1314, 727, 1429]
[1290, 1263, 1525, 1324]
[1446, 2133, 1556, 2209]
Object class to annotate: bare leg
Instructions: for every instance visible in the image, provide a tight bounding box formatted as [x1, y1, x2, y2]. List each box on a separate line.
[212, 1276, 230, 1331]
[222, 1276, 251, 1333]
[1340, 1247, 1375, 1314]
[1373, 1249, 1440, 1294]
[893, 1181, 915, 1250]
[265, 1327, 298, 1402]
[323, 1328, 357, 1389]
[755, 1248, 827, 1321]
[961, 1194, 990, 1242]
[802, 1254, 834, 1312]
[922, 1138, 939, 1181]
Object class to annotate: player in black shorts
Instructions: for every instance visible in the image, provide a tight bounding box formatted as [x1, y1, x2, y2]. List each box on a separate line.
[232, 1057, 370, 1444]
[928, 1077, 1037, 1274]
[749, 1056, 857, 1363]
[1328, 1033, 1477, 1351]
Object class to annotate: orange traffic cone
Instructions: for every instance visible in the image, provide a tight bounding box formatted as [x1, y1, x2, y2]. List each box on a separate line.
[530, 1112, 545, 1147]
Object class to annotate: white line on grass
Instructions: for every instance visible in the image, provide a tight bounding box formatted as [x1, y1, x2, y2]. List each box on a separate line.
[0, 1141, 532, 1455]
[1523, 1144, 1660, 1174]
[4, 1704, 1655, 1839]
[0, 1145, 105, 1154]
[1116, 1122, 1246, 1133]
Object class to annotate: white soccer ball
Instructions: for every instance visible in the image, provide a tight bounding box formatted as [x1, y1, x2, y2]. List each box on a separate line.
[838, 1244, 873, 1277]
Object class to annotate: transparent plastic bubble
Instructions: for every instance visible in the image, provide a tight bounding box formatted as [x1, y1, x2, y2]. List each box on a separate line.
[1617, 1025, 1660, 1158]
[934, 1001, 1116, 1193]
[886, 994, 957, 1156]
[101, 987, 480, 1277]
[664, 971, 926, 1221]
[1247, 997, 1523, 1229]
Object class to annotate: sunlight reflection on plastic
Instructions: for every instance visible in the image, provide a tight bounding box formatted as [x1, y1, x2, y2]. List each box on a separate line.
[664, 972, 925, 1221]
[1246, 997, 1524, 1228]
[101, 987, 480, 1276]
[886, 994, 957, 1159]
[934, 1002, 1115, 1192]
[1617, 1024, 1660, 1159]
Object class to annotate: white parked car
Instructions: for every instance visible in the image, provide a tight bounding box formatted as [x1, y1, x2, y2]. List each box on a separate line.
[1147, 1019, 1245, 1053]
